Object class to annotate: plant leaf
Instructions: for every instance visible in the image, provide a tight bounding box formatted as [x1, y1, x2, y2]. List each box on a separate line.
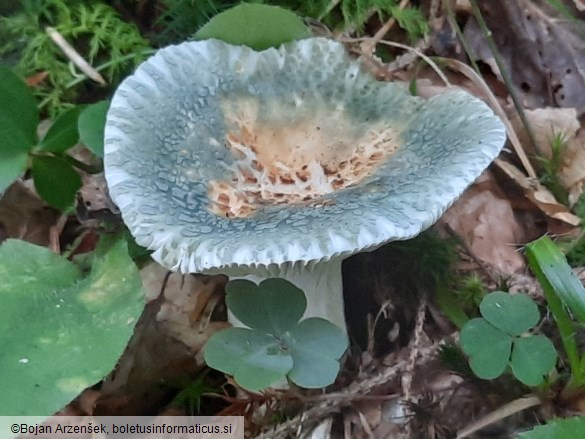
[0, 238, 144, 415]
[460, 318, 512, 380]
[38, 107, 82, 153]
[195, 4, 310, 50]
[0, 66, 38, 146]
[525, 236, 585, 323]
[511, 335, 557, 386]
[516, 415, 585, 439]
[78, 101, 109, 157]
[0, 67, 39, 192]
[288, 317, 348, 360]
[0, 149, 28, 193]
[32, 155, 82, 210]
[525, 236, 584, 378]
[286, 318, 348, 388]
[204, 327, 293, 391]
[287, 345, 342, 389]
[226, 278, 306, 334]
[480, 291, 540, 336]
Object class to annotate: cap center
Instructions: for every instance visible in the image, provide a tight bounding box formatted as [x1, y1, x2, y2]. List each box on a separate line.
[208, 95, 402, 218]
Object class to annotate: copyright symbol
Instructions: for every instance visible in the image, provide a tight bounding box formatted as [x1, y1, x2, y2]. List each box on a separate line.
[11, 424, 19, 434]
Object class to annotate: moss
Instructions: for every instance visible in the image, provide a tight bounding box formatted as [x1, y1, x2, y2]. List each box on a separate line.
[0, 0, 151, 115]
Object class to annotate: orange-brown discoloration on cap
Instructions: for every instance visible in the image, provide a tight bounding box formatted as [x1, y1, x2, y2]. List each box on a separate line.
[207, 96, 403, 218]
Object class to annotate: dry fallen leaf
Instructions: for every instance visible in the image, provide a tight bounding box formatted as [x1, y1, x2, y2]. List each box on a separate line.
[465, 0, 585, 114]
[439, 171, 527, 276]
[511, 107, 585, 207]
[496, 158, 581, 226]
[0, 181, 60, 245]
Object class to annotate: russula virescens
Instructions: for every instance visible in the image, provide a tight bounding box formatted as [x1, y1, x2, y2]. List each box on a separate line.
[104, 38, 506, 334]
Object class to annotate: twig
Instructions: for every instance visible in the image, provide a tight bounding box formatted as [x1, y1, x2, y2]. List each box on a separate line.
[253, 335, 455, 439]
[341, 36, 451, 86]
[46, 27, 106, 85]
[438, 57, 538, 180]
[318, 0, 341, 21]
[456, 394, 542, 438]
[49, 213, 69, 254]
[362, 0, 411, 55]
[444, 1, 481, 74]
[403, 297, 428, 437]
[443, 222, 500, 284]
[403, 297, 427, 402]
[467, 0, 540, 167]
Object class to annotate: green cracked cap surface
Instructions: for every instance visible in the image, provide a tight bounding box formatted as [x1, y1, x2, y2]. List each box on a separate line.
[104, 38, 507, 274]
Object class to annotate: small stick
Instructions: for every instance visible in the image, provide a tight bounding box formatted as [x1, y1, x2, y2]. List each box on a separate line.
[254, 335, 455, 439]
[362, 0, 411, 55]
[456, 394, 541, 439]
[342, 36, 451, 87]
[46, 27, 106, 85]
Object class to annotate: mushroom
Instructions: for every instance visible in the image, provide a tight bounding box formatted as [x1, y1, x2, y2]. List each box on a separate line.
[104, 38, 506, 335]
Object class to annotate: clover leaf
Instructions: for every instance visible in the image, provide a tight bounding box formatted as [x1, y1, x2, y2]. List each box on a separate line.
[460, 291, 557, 386]
[204, 278, 347, 391]
[480, 291, 540, 336]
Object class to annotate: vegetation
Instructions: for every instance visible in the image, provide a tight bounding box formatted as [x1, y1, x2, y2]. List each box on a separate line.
[3, 0, 585, 436]
[0, 0, 150, 115]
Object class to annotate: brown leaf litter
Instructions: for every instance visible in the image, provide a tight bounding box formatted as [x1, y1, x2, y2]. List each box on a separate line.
[465, 0, 585, 114]
[0, 182, 60, 246]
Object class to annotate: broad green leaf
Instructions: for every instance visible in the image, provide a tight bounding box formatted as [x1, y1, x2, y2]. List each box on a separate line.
[32, 155, 82, 210]
[78, 100, 109, 157]
[525, 237, 585, 323]
[460, 318, 511, 380]
[287, 318, 347, 360]
[204, 328, 293, 391]
[0, 149, 28, 193]
[226, 278, 306, 334]
[516, 416, 585, 439]
[38, 107, 82, 153]
[287, 345, 341, 389]
[285, 318, 348, 388]
[511, 335, 557, 386]
[0, 91, 37, 191]
[0, 66, 38, 146]
[195, 4, 310, 51]
[480, 292, 540, 336]
[0, 238, 144, 415]
[0, 110, 35, 154]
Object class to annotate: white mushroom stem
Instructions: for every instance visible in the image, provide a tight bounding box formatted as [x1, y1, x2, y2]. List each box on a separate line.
[228, 257, 347, 334]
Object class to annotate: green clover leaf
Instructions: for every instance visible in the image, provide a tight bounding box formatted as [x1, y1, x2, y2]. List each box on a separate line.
[460, 318, 512, 379]
[204, 278, 347, 391]
[480, 291, 539, 336]
[460, 292, 557, 386]
[226, 279, 306, 335]
[511, 335, 557, 387]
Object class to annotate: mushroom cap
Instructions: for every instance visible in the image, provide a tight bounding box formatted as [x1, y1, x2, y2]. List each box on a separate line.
[104, 38, 506, 274]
